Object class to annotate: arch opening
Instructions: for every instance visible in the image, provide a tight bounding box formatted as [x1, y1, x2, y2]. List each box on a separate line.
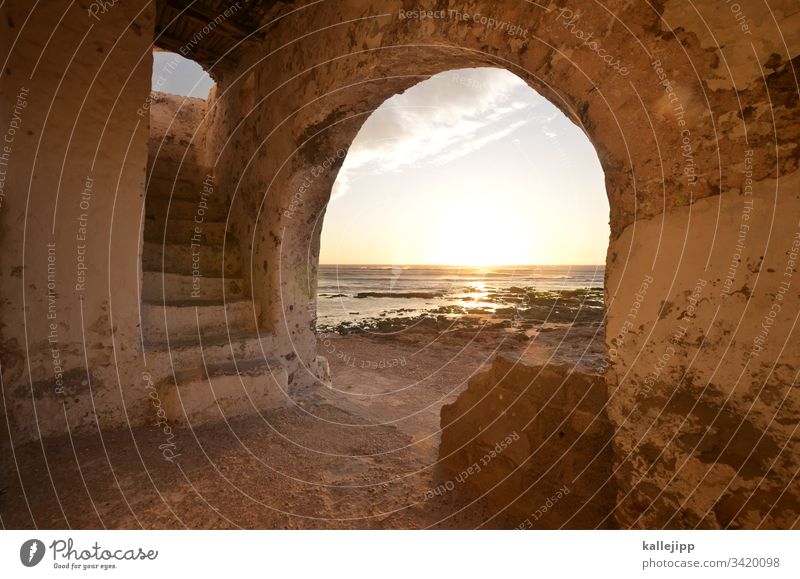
[139, 47, 261, 416]
[317, 67, 609, 360]
[308, 67, 614, 527]
[151, 50, 216, 99]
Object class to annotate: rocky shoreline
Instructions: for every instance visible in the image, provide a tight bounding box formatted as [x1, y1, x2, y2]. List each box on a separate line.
[318, 286, 604, 334]
[317, 286, 606, 375]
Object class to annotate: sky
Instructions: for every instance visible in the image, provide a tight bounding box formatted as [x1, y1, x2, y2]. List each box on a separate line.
[321, 68, 610, 266]
[153, 54, 609, 266]
[152, 51, 215, 98]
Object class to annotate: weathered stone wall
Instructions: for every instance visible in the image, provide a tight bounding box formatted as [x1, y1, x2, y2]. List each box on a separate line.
[606, 171, 800, 528]
[439, 356, 617, 529]
[148, 90, 209, 165]
[203, 0, 800, 527]
[0, 0, 155, 444]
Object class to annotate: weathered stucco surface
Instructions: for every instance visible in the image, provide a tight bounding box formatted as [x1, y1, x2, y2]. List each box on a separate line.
[1, 0, 799, 528]
[1, 0, 154, 442]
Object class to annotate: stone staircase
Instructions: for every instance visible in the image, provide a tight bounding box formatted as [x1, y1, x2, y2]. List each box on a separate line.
[141, 147, 287, 424]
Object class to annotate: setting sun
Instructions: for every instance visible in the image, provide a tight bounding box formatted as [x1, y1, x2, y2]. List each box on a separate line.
[428, 196, 532, 265]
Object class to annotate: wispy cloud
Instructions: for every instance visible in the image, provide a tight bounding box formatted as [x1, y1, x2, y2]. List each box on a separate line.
[331, 68, 549, 200]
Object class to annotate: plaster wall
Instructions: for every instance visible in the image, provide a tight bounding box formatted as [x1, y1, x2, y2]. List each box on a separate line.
[0, 0, 155, 444]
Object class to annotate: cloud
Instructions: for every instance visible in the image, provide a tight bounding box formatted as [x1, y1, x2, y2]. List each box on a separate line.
[331, 68, 548, 199]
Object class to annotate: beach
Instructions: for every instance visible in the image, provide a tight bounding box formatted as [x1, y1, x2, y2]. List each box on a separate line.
[0, 266, 606, 529]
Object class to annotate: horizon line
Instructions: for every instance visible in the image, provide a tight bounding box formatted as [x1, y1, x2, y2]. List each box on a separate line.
[318, 263, 606, 267]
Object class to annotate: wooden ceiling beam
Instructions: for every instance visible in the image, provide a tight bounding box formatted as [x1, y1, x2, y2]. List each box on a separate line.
[163, 0, 260, 41]
[153, 30, 236, 74]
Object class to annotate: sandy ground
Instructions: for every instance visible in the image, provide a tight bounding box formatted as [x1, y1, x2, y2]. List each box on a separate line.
[0, 323, 603, 529]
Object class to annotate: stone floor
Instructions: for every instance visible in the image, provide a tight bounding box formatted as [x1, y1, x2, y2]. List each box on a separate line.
[1, 326, 603, 529]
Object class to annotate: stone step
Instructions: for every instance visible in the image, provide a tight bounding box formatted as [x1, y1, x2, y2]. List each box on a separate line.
[145, 196, 229, 222]
[141, 299, 260, 345]
[143, 216, 228, 245]
[146, 175, 210, 202]
[156, 359, 288, 426]
[148, 142, 205, 167]
[142, 271, 246, 302]
[144, 329, 277, 372]
[147, 157, 209, 183]
[142, 241, 241, 277]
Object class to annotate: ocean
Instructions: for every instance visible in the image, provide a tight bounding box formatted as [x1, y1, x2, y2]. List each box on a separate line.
[317, 264, 604, 331]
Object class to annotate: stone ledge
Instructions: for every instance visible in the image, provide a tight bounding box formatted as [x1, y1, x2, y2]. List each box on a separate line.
[157, 359, 289, 426]
[438, 356, 617, 529]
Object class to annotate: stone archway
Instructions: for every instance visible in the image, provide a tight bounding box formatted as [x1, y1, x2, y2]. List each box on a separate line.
[305, 65, 614, 528]
[267, 53, 618, 376]
[234, 45, 627, 366]
[265, 56, 622, 528]
[202, 1, 799, 529]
